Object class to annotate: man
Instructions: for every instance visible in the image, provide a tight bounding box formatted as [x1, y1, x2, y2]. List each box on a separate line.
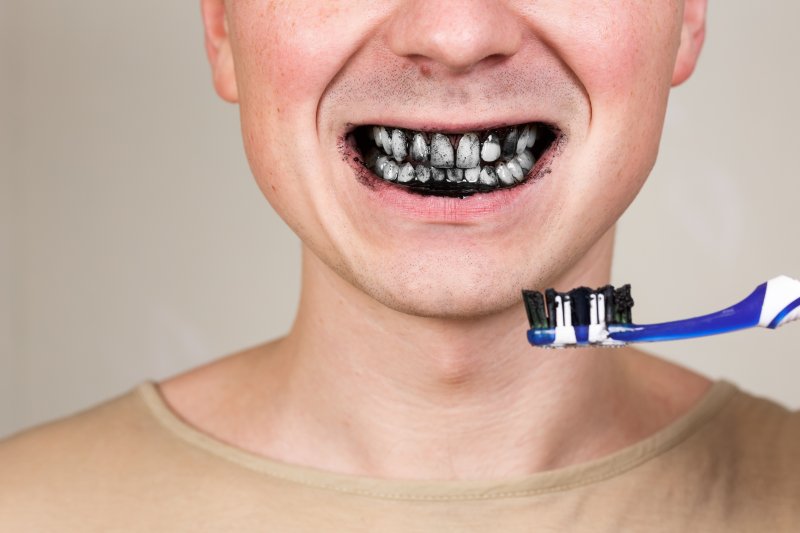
[2, 0, 798, 530]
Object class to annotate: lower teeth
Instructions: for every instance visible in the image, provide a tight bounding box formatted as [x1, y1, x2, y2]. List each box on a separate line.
[370, 147, 535, 195]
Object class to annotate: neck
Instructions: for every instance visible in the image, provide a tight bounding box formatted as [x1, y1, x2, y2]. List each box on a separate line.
[164, 227, 711, 480]
[261, 228, 675, 480]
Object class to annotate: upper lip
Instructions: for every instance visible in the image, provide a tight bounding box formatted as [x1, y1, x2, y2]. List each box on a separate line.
[344, 118, 558, 137]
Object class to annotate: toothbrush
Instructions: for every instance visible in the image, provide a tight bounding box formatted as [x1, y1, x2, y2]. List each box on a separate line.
[523, 276, 800, 348]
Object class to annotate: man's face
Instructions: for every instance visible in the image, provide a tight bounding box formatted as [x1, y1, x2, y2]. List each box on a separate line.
[206, 0, 704, 318]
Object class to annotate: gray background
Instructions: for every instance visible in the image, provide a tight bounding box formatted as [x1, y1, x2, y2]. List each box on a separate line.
[2, 2, 798, 438]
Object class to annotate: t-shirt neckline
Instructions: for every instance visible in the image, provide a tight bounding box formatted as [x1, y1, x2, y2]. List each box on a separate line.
[135, 379, 736, 501]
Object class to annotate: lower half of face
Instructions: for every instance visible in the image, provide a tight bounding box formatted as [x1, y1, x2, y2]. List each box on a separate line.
[228, 1, 683, 318]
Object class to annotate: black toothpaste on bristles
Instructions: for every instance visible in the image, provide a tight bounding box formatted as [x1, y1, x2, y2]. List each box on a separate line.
[523, 284, 635, 328]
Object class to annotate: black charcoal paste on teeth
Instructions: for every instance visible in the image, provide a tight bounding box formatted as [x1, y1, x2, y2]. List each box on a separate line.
[352, 123, 556, 198]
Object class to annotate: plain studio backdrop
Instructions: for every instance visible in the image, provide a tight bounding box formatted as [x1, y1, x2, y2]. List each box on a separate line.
[1, 2, 799, 438]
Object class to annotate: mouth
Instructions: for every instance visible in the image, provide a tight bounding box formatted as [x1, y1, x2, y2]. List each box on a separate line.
[349, 122, 558, 198]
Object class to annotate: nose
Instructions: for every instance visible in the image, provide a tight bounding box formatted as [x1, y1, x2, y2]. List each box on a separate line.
[385, 0, 524, 74]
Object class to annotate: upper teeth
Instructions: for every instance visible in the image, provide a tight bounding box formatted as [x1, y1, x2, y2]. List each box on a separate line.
[367, 123, 543, 192]
[391, 129, 408, 162]
[456, 133, 480, 168]
[481, 134, 501, 162]
[411, 133, 429, 162]
[430, 133, 455, 168]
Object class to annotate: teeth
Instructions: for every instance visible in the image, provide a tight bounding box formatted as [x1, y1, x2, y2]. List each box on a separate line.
[415, 165, 431, 183]
[464, 167, 480, 183]
[363, 123, 546, 191]
[391, 129, 408, 162]
[375, 155, 389, 178]
[517, 150, 535, 172]
[496, 162, 515, 185]
[525, 124, 537, 148]
[411, 133, 429, 162]
[456, 133, 480, 168]
[507, 158, 524, 182]
[502, 128, 518, 158]
[398, 162, 415, 183]
[516, 129, 528, 155]
[479, 167, 498, 186]
[446, 168, 464, 183]
[383, 160, 399, 182]
[430, 134, 455, 168]
[378, 127, 392, 155]
[481, 134, 501, 163]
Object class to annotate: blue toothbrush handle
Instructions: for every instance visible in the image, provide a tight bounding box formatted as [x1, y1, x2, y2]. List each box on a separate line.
[526, 276, 800, 347]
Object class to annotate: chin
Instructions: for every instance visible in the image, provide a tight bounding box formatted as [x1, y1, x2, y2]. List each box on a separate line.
[375, 286, 521, 320]
[350, 259, 533, 320]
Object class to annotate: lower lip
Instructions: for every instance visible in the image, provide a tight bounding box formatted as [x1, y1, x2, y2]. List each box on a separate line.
[366, 179, 532, 223]
[343, 139, 560, 225]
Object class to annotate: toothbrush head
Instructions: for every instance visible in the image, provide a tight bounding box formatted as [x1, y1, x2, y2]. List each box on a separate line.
[523, 284, 635, 348]
[524, 275, 800, 348]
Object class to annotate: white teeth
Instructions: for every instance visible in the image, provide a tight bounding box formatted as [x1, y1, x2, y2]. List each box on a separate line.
[525, 124, 537, 148]
[479, 167, 498, 186]
[516, 129, 528, 154]
[391, 129, 408, 162]
[431, 167, 446, 182]
[456, 133, 480, 168]
[375, 155, 389, 178]
[496, 162, 515, 185]
[446, 168, 464, 183]
[517, 150, 535, 172]
[415, 165, 431, 183]
[464, 167, 480, 183]
[411, 133, 429, 162]
[507, 158, 524, 181]
[383, 160, 399, 182]
[398, 162, 415, 183]
[481, 134, 501, 163]
[430, 134, 454, 168]
[373, 126, 382, 148]
[378, 127, 392, 155]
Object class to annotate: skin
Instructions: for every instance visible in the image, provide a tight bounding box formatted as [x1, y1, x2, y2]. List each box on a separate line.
[162, 0, 711, 480]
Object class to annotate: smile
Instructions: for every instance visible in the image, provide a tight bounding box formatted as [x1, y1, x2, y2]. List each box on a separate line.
[351, 123, 558, 197]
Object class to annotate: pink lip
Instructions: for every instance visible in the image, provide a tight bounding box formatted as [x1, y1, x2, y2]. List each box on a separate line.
[348, 119, 537, 135]
[364, 177, 534, 224]
[342, 131, 561, 225]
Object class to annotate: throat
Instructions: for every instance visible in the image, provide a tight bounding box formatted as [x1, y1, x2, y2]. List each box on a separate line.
[268, 315, 654, 480]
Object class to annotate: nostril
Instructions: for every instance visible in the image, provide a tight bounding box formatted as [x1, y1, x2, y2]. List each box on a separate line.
[419, 62, 432, 78]
[384, 0, 523, 75]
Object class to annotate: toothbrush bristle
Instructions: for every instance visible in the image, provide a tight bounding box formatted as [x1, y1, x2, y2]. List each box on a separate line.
[522, 290, 548, 329]
[613, 285, 634, 324]
[523, 284, 635, 329]
[570, 287, 593, 326]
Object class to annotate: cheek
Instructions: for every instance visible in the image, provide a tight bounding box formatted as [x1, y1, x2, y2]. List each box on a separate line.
[556, 2, 681, 101]
[556, 2, 682, 209]
[230, 1, 382, 115]
[227, 1, 386, 212]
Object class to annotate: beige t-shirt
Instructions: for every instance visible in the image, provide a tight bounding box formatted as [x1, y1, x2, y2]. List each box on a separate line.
[1, 381, 798, 532]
